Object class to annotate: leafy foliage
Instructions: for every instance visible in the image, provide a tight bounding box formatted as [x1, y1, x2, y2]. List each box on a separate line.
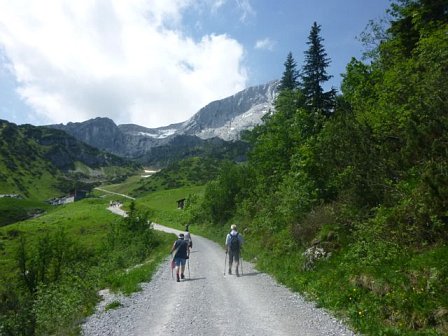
[200, 162, 251, 224]
[193, 4, 448, 334]
[0, 198, 168, 335]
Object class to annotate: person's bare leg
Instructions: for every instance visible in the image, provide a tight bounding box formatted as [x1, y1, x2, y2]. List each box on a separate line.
[181, 264, 186, 279]
[176, 266, 180, 282]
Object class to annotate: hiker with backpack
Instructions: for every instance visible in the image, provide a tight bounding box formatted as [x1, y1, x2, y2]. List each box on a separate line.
[170, 233, 190, 282]
[225, 224, 244, 276]
[184, 225, 193, 249]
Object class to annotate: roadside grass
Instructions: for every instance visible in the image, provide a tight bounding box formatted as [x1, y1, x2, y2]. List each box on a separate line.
[243, 233, 448, 336]
[0, 195, 174, 335]
[105, 300, 122, 311]
[105, 231, 173, 295]
[139, 183, 448, 336]
[0, 198, 115, 255]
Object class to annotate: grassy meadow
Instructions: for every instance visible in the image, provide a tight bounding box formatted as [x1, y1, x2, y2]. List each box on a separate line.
[0, 192, 175, 335]
[0, 198, 53, 227]
[135, 185, 205, 226]
[97, 173, 146, 195]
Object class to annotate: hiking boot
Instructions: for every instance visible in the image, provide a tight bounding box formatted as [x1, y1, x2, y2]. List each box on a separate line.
[228, 268, 232, 275]
[181, 273, 185, 279]
[176, 274, 180, 282]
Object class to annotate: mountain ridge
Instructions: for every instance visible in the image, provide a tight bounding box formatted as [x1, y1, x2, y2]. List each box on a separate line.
[0, 119, 139, 200]
[47, 80, 279, 166]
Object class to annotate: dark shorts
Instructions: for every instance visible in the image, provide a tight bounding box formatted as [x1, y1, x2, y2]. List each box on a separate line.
[229, 250, 240, 263]
[174, 257, 186, 267]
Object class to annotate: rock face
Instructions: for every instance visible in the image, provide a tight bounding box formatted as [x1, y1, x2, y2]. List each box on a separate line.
[47, 80, 279, 164]
[178, 80, 279, 140]
[50, 117, 159, 159]
[50, 118, 125, 155]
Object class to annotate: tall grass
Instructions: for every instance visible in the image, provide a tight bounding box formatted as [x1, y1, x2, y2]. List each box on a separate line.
[0, 196, 173, 335]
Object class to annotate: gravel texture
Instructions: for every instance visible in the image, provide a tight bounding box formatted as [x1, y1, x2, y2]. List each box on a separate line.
[82, 224, 357, 336]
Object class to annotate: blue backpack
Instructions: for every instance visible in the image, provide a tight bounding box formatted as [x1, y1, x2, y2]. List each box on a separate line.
[229, 233, 240, 252]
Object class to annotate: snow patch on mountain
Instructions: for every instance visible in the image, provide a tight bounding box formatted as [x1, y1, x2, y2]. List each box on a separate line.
[137, 129, 177, 139]
[195, 102, 274, 140]
[178, 80, 279, 140]
[45, 80, 279, 162]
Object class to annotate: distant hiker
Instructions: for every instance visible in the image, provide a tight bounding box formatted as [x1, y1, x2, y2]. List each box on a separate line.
[225, 224, 244, 276]
[170, 233, 190, 282]
[184, 225, 193, 248]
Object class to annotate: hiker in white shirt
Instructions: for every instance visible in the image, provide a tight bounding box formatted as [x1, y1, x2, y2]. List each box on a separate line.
[225, 224, 244, 276]
[184, 225, 193, 248]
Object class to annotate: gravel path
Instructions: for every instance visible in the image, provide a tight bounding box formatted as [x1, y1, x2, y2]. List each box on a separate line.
[95, 187, 136, 200]
[82, 225, 357, 336]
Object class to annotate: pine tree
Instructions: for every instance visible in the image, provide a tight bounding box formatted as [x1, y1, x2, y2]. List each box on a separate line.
[278, 52, 299, 91]
[301, 22, 335, 115]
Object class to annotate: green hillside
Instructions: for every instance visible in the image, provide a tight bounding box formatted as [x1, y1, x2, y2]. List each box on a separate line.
[0, 121, 61, 199]
[191, 2, 448, 335]
[0, 198, 52, 227]
[96, 156, 227, 199]
[132, 157, 226, 197]
[0, 196, 172, 335]
[0, 120, 140, 226]
[0, 120, 139, 199]
[138, 135, 250, 168]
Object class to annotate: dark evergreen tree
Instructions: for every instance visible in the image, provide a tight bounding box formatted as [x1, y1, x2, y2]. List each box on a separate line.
[301, 22, 335, 115]
[278, 52, 299, 91]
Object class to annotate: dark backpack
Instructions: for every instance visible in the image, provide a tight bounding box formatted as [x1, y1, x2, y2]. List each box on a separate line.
[229, 233, 240, 252]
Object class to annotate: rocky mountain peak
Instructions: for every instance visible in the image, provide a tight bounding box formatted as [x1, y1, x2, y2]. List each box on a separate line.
[50, 117, 125, 155]
[46, 80, 279, 164]
[179, 80, 279, 140]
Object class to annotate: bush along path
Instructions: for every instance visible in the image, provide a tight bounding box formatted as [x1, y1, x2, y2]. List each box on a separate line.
[82, 217, 357, 335]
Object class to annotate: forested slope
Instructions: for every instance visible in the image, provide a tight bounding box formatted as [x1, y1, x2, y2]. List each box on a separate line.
[0, 120, 139, 200]
[189, 1, 448, 334]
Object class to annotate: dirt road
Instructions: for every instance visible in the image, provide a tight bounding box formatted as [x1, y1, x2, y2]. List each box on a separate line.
[94, 187, 136, 200]
[82, 224, 356, 336]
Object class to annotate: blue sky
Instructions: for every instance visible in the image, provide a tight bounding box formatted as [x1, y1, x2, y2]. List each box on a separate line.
[0, 0, 391, 128]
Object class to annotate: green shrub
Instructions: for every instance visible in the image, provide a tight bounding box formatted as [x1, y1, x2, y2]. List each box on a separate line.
[105, 300, 122, 311]
[34, 275, 94, 336]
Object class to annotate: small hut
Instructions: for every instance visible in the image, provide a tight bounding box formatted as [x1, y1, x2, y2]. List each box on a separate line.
[177, 198, 186, 209]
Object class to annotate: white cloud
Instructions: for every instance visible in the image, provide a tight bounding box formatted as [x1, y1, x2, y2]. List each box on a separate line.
[0, 0, 247, 127]
[255, 38, 275, 51]
[235, 0, 255, 23]
[211, 0, 227, 13]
